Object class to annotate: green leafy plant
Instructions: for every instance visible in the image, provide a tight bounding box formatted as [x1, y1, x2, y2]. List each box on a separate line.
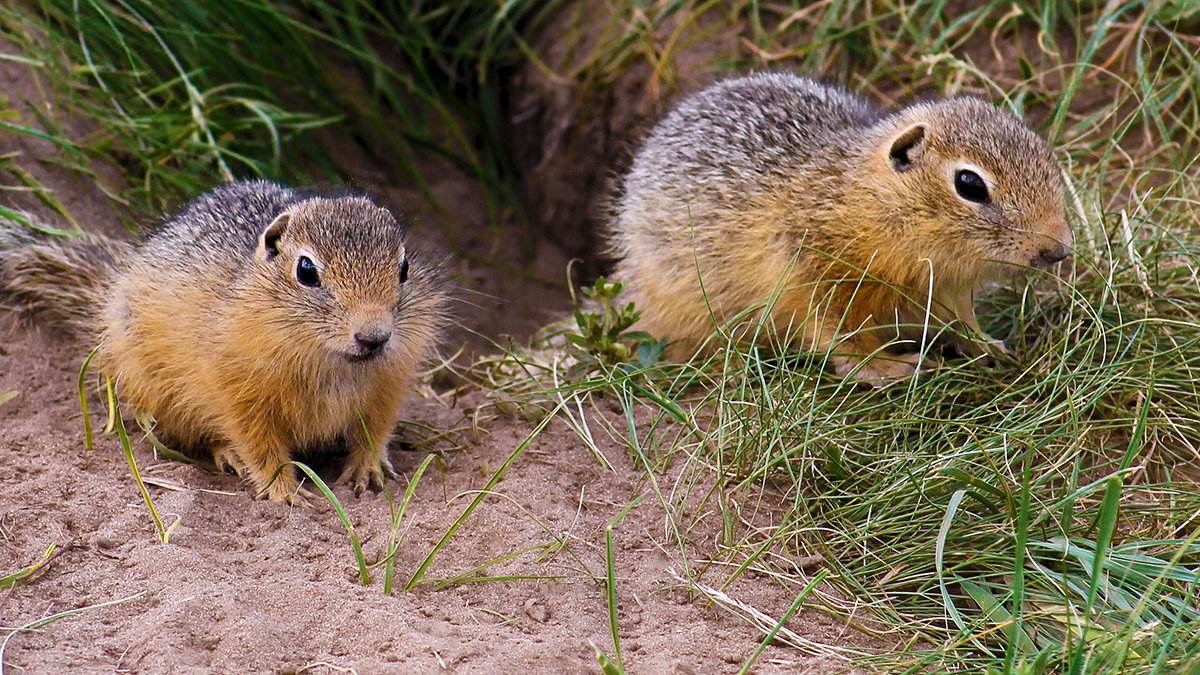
[566, 276, 664, 372]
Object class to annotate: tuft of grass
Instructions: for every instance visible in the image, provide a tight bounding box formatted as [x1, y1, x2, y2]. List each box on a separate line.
[1, 0, 345, 211]
[0, 0, 561, 222]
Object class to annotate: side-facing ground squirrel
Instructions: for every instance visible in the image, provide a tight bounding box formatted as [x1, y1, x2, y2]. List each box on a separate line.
[610, 73, 1071, 383]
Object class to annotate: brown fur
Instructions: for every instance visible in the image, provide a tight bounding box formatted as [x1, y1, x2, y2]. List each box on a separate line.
[610, 74, 1072, 383]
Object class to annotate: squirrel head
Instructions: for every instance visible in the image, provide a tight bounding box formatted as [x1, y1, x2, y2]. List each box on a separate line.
[253, 195, 416, 364]
[867, 97, 1071, 283]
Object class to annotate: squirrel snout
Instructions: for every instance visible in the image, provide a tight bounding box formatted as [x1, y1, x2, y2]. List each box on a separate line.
[1034, 242, 1070, 267]
[352, 324, 393, 357]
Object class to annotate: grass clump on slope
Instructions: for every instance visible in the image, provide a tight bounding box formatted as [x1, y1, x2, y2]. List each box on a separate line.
[0, 0, 558, 214]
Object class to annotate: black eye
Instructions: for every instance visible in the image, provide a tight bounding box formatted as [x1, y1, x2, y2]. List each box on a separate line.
[399, 257, 409, 284]
[296, 255, 320, 287]
[955, 169, 990, 203]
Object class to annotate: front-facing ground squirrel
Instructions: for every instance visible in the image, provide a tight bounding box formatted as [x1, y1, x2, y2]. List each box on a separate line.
[610, 73, 1072, 383]
[0, 180, 448, 503]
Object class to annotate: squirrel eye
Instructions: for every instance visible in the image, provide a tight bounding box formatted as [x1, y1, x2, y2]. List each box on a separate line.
[955, 169, 990, 203]
[295, 255, 320, 287]
[399, 257, 409, 284]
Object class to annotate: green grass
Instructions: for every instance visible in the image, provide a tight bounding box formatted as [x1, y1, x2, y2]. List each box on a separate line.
[0, 543, 60, 591]
[405, 399, 566, 590]
[3, 0, 1200, 673]
[0, 0, 558, 220]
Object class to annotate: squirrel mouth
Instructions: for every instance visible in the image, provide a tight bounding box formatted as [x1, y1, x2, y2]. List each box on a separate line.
[344, 348, 385, 363]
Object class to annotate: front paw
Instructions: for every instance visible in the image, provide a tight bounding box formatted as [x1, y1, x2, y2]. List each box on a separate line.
[255, 472, 314, 506]
[212, 444, 248, 477]
[336, 450, 395, 497]
[944, 333, 1009, 365]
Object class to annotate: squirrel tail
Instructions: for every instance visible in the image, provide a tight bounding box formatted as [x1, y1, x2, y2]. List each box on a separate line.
[0, 210, 132, 339]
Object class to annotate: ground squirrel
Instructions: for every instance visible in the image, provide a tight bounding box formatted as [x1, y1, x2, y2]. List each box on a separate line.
[610, 73, 1072, 383]
[0, 180, 447, 503]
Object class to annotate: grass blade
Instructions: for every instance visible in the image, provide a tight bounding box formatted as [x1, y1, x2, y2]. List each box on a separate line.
[405, 399, 566, 589]
[936, 489, 969, 633]
[605, 495, 642, 671]
[287, 461, 369, 586]
[108, 378, 176, 544]
[383, 452, 438, 594]
[1068, 474, 1124, 675]
[739, 568, 830, 674]
[0, 591, 147, 675]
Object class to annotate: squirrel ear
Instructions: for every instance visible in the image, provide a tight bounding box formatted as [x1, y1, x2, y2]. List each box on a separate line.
[888, 123, 927, 171]
[259, 212, 290, 260]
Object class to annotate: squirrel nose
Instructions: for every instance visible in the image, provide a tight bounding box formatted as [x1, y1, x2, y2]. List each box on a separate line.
[1036, 242, 1069, 266]
[353, 325, 392, 354]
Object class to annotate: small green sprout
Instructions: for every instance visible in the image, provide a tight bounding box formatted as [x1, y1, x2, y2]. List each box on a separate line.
[566, 276, 665, 371]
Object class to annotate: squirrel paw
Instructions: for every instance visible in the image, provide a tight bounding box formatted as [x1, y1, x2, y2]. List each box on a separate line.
[337, 451, 396, 497]
[944, 334, 1009, 366]
[256, 478, 314, 506]
[213, 445, 310, 505]
[212, 445, 249, 477]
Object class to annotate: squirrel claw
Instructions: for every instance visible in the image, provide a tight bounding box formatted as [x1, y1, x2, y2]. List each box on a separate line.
[342, 471, 375, 499]
[378, 456, 397, 481]
[256, 481, 313, 507]
[336, 452, 393, 497]
[212, 446, 249, 477]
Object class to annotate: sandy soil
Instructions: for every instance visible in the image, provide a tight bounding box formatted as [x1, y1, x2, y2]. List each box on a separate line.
[0, 45, 887, 675]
